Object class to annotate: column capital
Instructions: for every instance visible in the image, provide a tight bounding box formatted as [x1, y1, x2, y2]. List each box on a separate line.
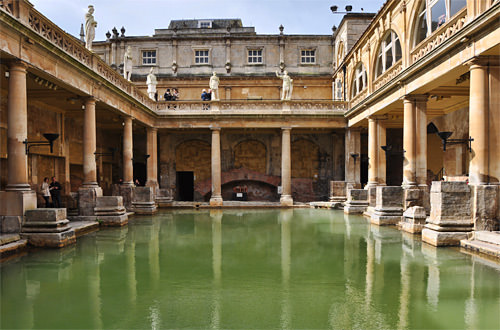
[147, 126, 158, 133]
[84, 97, 96, 105]
[8, 60, 28, 72]
[210, 127, 221, 132]
[281, 127, 292, 131]
[464, 56, 490, 68]
[402, 94, 428, 103]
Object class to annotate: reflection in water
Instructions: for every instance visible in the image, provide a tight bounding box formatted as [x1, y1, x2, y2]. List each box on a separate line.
[210, 210, 222, 330]
[1, 209, 499, 329]
[280, 210, 292, 330]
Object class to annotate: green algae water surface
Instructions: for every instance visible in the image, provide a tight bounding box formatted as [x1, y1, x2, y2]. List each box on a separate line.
[1, 209, 500, 329]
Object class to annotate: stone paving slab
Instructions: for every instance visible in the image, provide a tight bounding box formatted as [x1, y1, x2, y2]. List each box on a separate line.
[460, 239, 500, 258]
[0, 234, 20, 245]
[68, 221, 99, 237]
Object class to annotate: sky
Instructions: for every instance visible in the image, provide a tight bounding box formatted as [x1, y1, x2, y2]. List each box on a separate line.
[29, 0, 386, 39]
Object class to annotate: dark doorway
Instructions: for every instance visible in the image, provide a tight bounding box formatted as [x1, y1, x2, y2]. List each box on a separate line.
[133, 162, 147, 186]
[177, 171, 194, 201]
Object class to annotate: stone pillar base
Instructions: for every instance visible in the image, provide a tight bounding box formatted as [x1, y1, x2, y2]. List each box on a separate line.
[210, 196, 224, 207]
[370, 186, 404, 226]
[94, 196, 128, 226]
[156, 188, 174, 207]
[0, 190, 37, 217]
[116, 184, 135, 211]
[400, 206, 426, 234]
[78, 186, 103, 216]
[422, 228, 470, 247]
[132, 187, 158, 214]
[1, 216, 23, 233]
[343, 189, 368, 214]
[280, 195, 293, 207]
[471, 185, 499, 231]
[404, 186, 429, 212]
[422, 181, 473, 246]
[21, 209, 76, 248]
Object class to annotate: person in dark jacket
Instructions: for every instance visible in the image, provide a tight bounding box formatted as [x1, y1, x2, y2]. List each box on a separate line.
[49, 176, 62, 208]
[201, 89, 209, 101]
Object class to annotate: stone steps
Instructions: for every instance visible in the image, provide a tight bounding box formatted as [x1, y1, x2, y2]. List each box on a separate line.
[460, 231, 500, 259]
[0, 235, 28, 259]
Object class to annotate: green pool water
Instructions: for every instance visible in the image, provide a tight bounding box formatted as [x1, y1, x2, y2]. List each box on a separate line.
[1, 209, 499, 329]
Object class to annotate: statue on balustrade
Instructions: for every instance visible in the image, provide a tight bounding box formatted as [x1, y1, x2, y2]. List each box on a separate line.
[209, 72, 220, 100]
[146, 67, 157, 100]
[123, 46, 133, 81]
[276, 70, 293, 100]
[84, 5, 97, 51]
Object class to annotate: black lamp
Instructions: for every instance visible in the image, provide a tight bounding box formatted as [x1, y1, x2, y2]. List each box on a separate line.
[437, 131, 473, 152]
[381, 145, 405, 157]
[350, 152, 359, 165]
[23, 133, 59, 154]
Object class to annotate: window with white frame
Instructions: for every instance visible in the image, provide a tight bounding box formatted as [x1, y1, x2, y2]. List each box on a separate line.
[351, 63, 367, 97]
[142, 50, 156, 65]
[375, 31, 402, 77]
[194, 49, 210, 64]
[198, 20, 212, 28]
[301, 49, 316, 64]
[335, 78, 343, 100]
[248, 49, 263, 64]
[415, 0, 467, 45]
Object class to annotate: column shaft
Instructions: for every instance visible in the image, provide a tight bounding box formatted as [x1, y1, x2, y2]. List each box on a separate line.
[367, 118, 378, 187]
[377, 120, 386, 185]
[82, 98, 98, 187]
[123, 117, 134, 184]
[469, 62, 489, 184]
[345, 128, 361, 185]
[403, 97, 417, 187]
[6, 62, 30, 190]
[280, 128, 293, 206]
[210, 128, 223, 206]
[146, 127, 158, 187]
[415, 96, 428, 186]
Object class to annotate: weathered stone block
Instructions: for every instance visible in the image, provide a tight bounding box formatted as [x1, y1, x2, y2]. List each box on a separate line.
[422, 181, 472, 246]
[329, 181, 346, 202]
[1, 216, 23, 234]
[371, 186, 404, 226]
[99, 214, 128, 227]
[115, 184, 134, 211]
[25, 208, 67, 222]
[156, 188, 173, 207]
[344, 189, 368, 214]
[471, 185, 499, 231]
[78, 186, 103, 216]
[0, 190, 37, 217]
[400, 206, 426, 234]
[132, 187, 157, 214]
[21, 208, 75, 248]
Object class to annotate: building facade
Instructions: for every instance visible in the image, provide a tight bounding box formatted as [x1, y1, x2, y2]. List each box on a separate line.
[0, 0, 499, 250]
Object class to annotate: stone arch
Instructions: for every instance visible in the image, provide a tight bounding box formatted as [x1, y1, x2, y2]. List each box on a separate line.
[408, 0, 426, 49]
[291, 139, 319, 178]
[175, 139, 211, 182]
[233, 140, 267, 173]
[336, 40, 345, 66]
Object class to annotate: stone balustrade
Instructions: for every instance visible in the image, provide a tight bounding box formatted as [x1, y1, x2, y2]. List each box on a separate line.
[373, 61, 403, 91]
[411, 8, 467, 64]
[156, 100, 346, 114]
[0, 0, 155, 111]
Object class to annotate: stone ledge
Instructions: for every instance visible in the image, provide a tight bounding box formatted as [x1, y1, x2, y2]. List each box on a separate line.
[68, 221, 99, 237]
[460, 239, 500, 259]
[21, 230, 76, 248]
[422, 228, 469, 246]
[0, 239, 28, 259]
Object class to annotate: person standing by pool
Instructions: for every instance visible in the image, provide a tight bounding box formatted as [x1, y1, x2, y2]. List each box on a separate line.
[41, 177, 51, 208]
[49, 176, 62, 208]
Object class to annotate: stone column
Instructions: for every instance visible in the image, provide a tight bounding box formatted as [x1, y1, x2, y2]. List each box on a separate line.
[345, 128, 361, 186]
[280, 127, 293, 206]
[78, 98, 103, 217]
[377, 120, 387, 185]
[146, 127, 158, 189]
[0, 61, 36, 231]
[402, 96, 417, 187]
[210, 128, 223, 206]
[123, 116, 134, 185]
[82, 98, 98, 187]
[6, 61, 29, 191]
[415, 95, 428, 187]
[468, 59, 488, 185]
[367, 118, 378, 188]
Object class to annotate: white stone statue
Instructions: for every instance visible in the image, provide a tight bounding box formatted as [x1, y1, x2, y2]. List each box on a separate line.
[123, 46, 133, 81]
[146, 67, 157, 100]
[84, 5, 97, 51]
[276, 70, 293, 100]
[209, 72, 220, 100]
